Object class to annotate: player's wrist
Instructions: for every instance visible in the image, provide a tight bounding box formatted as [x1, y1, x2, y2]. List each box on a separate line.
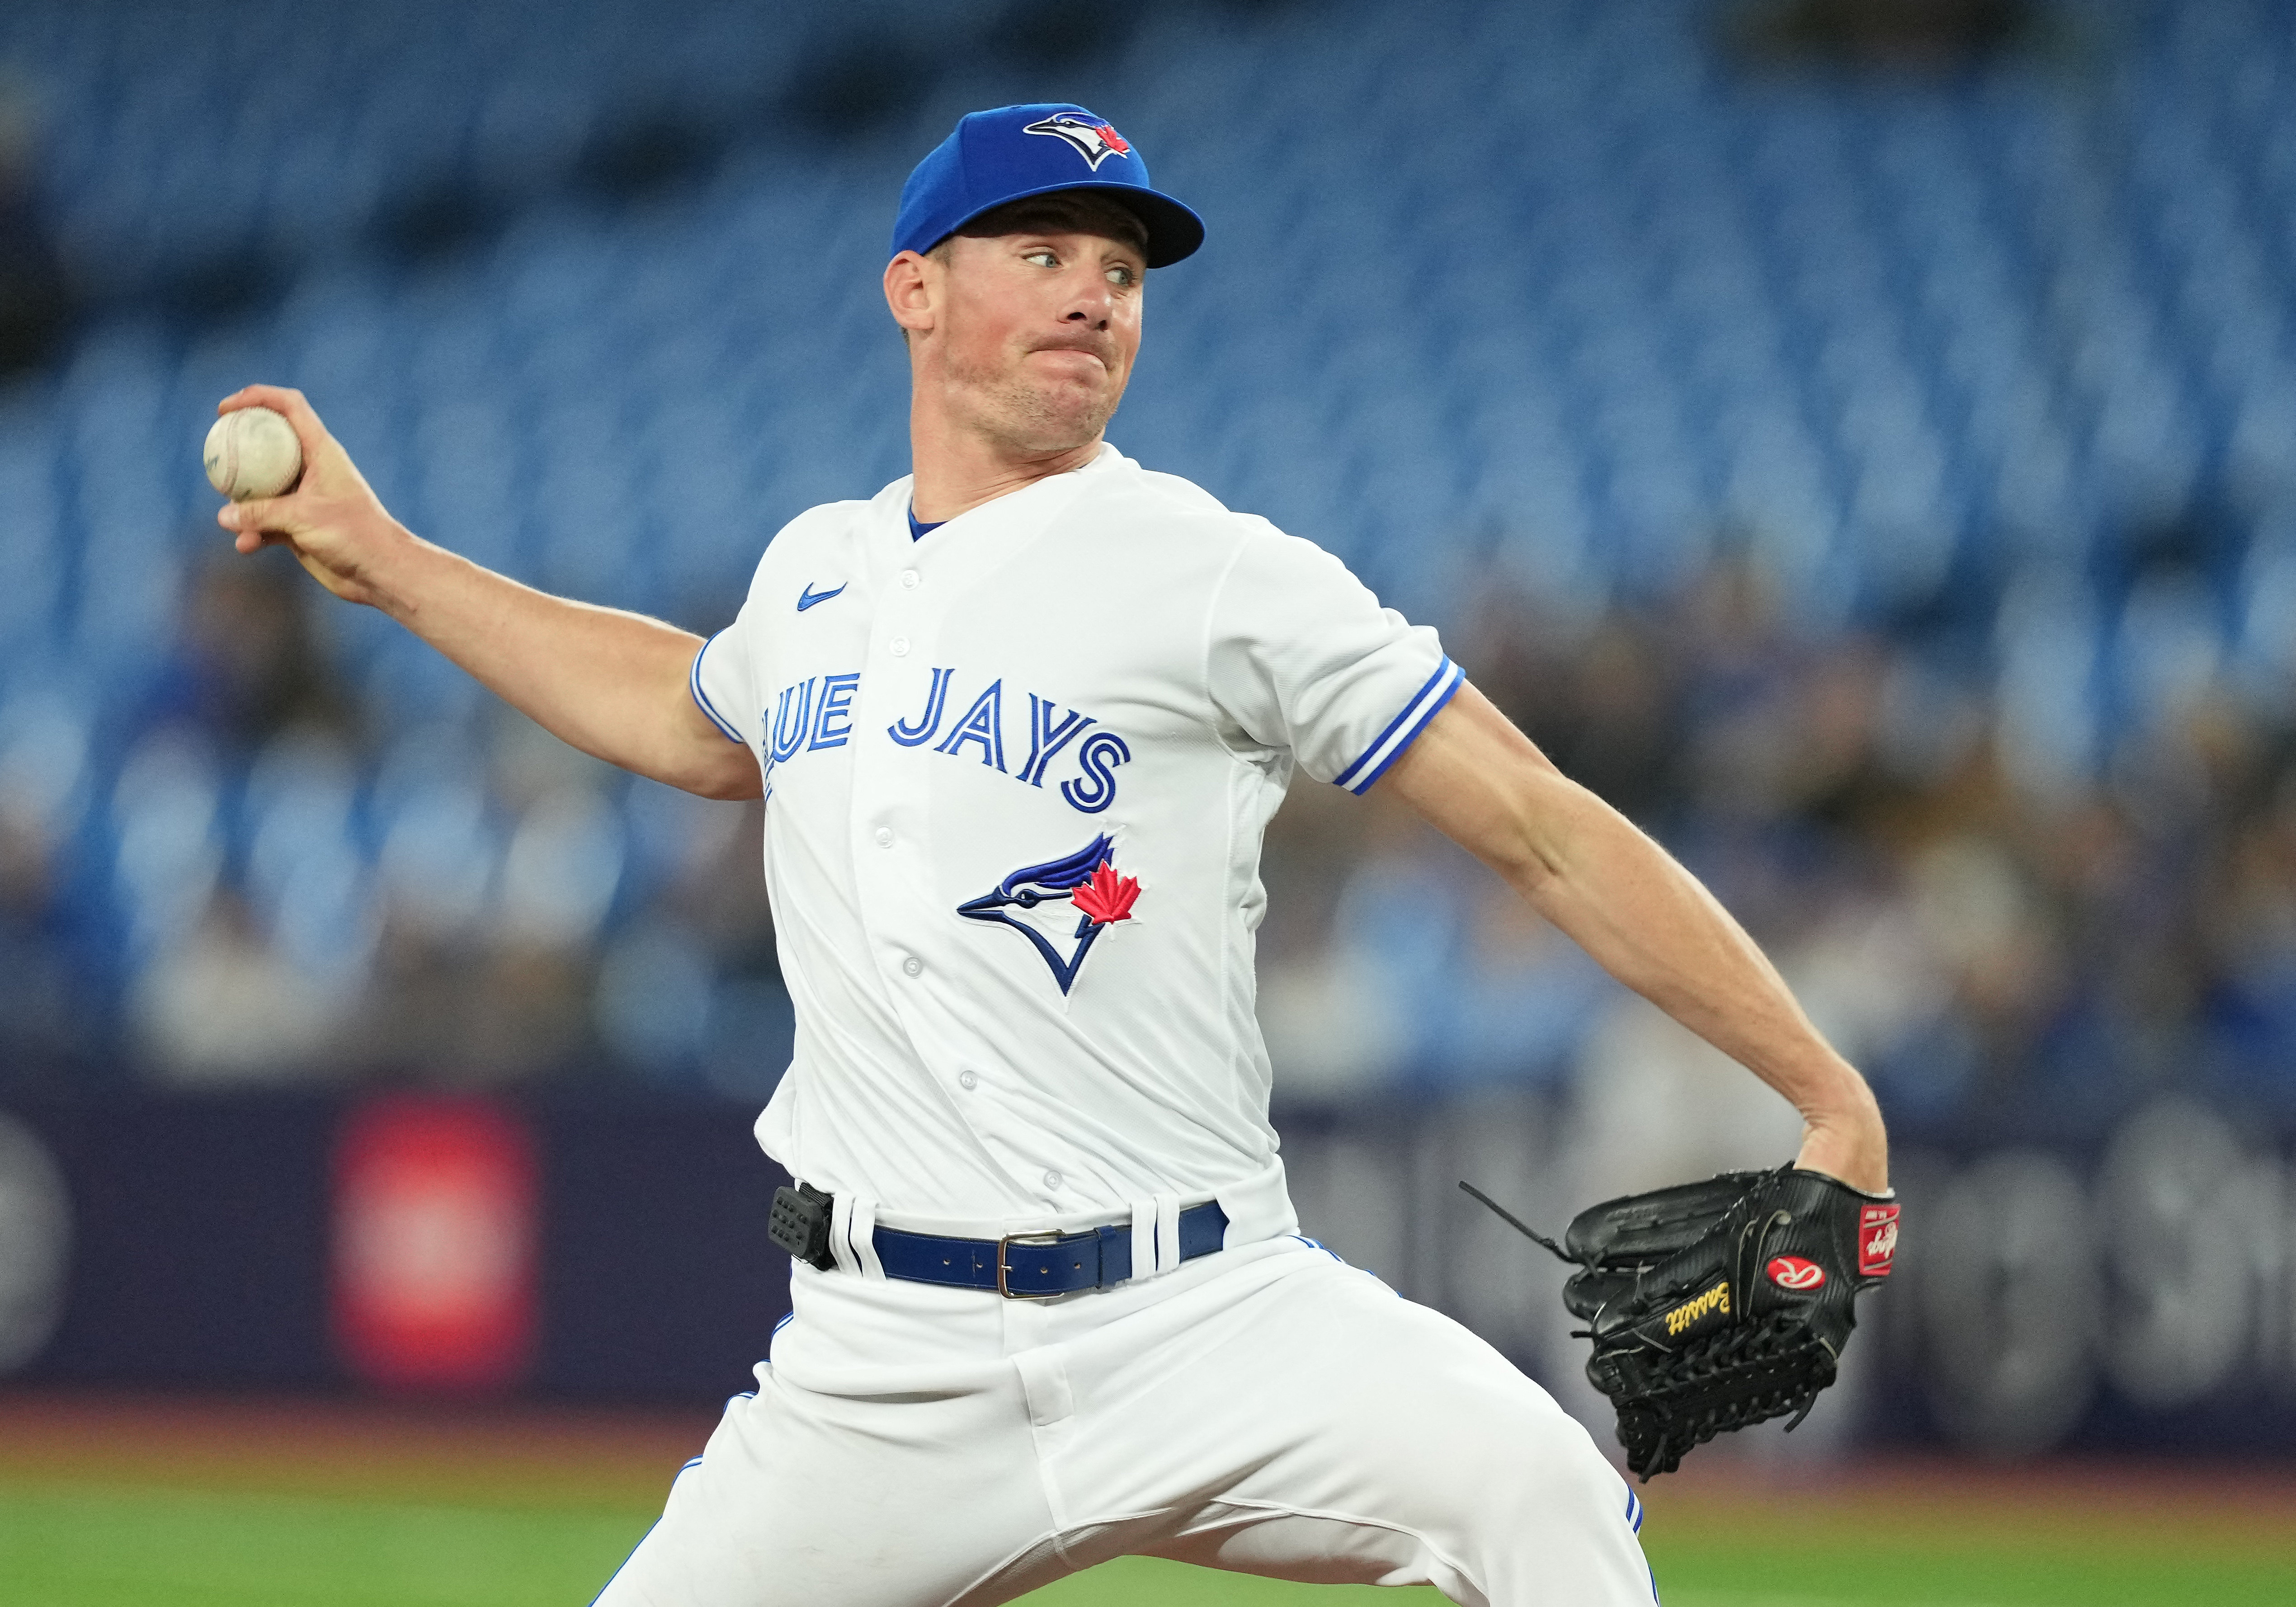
[337, 517, 444, 622]
[1794, 1107, 1888, 1196]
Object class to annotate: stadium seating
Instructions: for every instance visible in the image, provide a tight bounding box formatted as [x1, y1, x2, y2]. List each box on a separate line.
[0, 0, 2291, 1101]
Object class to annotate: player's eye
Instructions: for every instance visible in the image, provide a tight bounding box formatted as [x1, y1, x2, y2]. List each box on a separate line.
[1105, 264, 1136, 287]
[1023, 249, 1059, 269]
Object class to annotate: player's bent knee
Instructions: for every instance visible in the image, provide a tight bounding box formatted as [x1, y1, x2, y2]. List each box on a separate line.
[1367, 1348, 1632, 1550]
[1460, 1395, 1619, 1521]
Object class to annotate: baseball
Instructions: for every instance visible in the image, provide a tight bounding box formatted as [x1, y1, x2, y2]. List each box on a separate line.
[203, 406, 303, 501]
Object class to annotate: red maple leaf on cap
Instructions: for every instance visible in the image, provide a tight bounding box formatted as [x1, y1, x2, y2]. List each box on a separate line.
[1071, 861, 1140, 926]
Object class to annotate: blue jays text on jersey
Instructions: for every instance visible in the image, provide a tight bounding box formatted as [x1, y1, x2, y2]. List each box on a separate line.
[756, 666, 1131, 815]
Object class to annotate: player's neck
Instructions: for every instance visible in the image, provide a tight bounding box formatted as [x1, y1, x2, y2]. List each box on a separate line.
[908, 405, 1103, 524]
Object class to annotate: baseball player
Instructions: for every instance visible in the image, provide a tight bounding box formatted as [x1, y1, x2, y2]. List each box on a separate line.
[215, 104, 1888, 1607]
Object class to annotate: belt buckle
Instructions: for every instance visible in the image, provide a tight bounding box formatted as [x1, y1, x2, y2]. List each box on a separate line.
[996, 1231, 1069, 1300]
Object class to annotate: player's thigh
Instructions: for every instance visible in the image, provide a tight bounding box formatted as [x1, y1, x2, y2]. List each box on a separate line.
[592, 1367, 1056, 1607]
[1120, 1254, 1652, 1606]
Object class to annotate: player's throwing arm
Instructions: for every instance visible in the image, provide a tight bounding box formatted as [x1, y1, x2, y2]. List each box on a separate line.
[1387, 682, 1886, 1192]
[209, 386, 760, 802]
[1389, 682, 1897, 1477]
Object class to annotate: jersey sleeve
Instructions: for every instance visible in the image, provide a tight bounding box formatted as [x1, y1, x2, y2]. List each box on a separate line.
[1205, 522, 1463, 794]
[692, 599, 764, 750]
[692, 503, 846, 753]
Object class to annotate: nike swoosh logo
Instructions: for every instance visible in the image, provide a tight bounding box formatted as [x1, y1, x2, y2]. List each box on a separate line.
[796, 582, 846, 612]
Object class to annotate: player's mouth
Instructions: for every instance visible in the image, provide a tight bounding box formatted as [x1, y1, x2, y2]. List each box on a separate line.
[1026, 339, 1113, 372]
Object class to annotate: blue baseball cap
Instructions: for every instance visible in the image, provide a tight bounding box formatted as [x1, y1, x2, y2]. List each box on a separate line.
[891, 104, 1205, 269]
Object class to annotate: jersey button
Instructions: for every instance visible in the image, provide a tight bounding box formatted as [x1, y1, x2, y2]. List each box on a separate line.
[900, 569, 920, 589]
[958, 1070, 979, 1090]
[890, 637, 910, 657]
[902, 956, 922, 977]
[1042, 1170, 1063, 1190]
[874, 827, 893, 848]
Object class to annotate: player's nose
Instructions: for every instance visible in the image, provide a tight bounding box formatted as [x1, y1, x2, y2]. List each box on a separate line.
[1058, 272, 1113, 330]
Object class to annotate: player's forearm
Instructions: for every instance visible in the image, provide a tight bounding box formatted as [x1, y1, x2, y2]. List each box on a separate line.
[363, 531, 755, 797]
[211, 386, 760, 800]
[1390, 688, 1886, 1190]
[1506, 783, 1886, 1188]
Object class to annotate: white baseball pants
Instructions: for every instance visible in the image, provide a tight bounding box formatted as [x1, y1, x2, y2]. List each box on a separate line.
[593, 1236, 1656, 1607]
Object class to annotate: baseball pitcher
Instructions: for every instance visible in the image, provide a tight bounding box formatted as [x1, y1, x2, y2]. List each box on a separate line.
[214, 104, 1893, 1607]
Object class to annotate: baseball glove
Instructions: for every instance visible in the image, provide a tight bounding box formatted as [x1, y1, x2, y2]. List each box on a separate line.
[1464, 1166, 1900, 1480]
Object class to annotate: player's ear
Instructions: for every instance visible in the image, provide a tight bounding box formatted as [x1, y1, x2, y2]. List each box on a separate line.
[885, 250, 938, 341]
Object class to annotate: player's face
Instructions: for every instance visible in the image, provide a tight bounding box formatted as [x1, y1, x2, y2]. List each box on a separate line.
[928, 229, 1145, 452]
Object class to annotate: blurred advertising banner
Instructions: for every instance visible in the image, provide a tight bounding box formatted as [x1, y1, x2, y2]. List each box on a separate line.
[0, 1088, 2291, 1459]
[0, 1092, 789, 1401]
[330, 1097, 538, 1391]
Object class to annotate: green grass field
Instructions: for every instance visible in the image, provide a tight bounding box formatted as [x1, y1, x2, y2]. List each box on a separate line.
[2, 1395, 2290, 1607]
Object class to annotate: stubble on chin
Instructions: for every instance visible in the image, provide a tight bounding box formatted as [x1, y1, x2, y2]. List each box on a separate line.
[947, 351, 1122, 456]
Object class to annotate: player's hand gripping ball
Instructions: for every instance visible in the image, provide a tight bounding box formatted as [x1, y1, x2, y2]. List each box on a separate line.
[203, 405, 304, 501]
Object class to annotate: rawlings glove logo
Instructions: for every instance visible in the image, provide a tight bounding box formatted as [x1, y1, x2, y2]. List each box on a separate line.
[1858, 1203, 1900, 1276]
[1767, 1255, 1826, 1291]
[958, 836, 1141, 994]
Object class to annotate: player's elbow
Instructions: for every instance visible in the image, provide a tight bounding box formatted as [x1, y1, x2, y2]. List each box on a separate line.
[673, 745, 765, 801]
[692, 763, 766, 802]
[1491, 773, 1596, 895]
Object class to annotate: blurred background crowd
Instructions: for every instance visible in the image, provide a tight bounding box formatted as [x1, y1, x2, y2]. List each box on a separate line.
[3, 0, 2295, 1144]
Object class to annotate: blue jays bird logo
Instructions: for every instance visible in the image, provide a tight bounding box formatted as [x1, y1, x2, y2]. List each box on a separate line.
[957, 834, 1141, 994]
[1022, 114, 1133, 170]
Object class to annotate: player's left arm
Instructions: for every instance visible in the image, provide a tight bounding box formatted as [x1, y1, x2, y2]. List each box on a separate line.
[1383, 682, 1888, 1194]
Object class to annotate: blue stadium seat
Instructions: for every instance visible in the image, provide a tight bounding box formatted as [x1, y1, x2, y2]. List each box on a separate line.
[5, 0, 2295, 1080]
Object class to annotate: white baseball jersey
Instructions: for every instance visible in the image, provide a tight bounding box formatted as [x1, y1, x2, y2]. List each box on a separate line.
[637, 445, 1657, 1607]
[690, 443, 1462, 1234]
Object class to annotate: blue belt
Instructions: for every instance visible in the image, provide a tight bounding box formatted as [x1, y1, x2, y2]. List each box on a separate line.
[874, 1201, 1230, 1298]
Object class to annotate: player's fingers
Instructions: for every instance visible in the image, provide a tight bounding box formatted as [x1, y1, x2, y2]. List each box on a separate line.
[219, 382, 310, 418]
[226, 524, 297, 557]
[217, 494, 300, 538]
[215, 500, 300, 554]
[218, 385, 337, 467]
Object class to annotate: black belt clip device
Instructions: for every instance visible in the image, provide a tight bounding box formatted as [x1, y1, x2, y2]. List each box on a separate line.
[768, 1182, 837, 1271]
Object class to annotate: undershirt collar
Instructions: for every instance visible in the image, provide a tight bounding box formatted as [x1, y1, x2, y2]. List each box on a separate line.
[908, 446, 1120, 539]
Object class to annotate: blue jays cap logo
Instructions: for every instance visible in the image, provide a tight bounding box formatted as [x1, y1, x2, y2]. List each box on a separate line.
[893, 104, 1205, 267]
[957, 834, 1141, 994]
[1022, 113, 1133, 170]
